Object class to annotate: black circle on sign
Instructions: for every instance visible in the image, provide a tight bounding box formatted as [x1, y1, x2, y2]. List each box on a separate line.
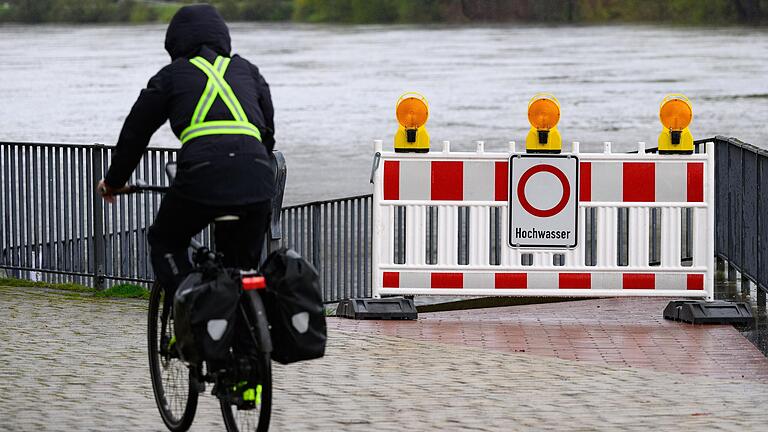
[517, 164, 570, 218]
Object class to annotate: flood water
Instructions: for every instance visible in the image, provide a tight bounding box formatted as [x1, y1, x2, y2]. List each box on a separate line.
[716, 271, 768, 357]
[0, 23, 767, 204]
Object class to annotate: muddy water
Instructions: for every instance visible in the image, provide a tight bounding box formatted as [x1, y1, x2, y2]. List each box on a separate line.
[0, 24, 766, 203]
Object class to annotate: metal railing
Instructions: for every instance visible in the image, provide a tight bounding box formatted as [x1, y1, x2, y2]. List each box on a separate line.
[711, 136, 768, 294]
[276, 195, 373, 303]
[0, 142, 286, 289]
[2, 137, 766, 305]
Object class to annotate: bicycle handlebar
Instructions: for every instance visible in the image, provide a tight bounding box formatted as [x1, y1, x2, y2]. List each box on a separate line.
[106, 183, 170, 196]
[104, 182, 211, 258]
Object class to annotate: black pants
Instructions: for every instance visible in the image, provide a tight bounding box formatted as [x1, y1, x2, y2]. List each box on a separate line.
[147, 190, 271, 293]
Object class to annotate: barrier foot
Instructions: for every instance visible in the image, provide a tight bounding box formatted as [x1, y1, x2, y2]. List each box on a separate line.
[663, 300, 752, 325]
[336, 298, 417, 320]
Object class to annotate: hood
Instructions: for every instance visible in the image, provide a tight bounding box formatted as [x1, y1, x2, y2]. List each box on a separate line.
[165, 5, 231, 61]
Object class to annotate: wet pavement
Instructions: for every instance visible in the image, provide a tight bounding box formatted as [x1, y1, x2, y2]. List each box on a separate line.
[714, 271, 768, 359]
[2, 285, 768, 431]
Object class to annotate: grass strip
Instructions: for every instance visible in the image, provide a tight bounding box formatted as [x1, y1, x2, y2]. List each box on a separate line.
[0, 277, 148, 299]
[93, 283, 150, 300]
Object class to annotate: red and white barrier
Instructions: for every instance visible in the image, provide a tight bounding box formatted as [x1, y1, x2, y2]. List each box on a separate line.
[371, 140, 715, 299]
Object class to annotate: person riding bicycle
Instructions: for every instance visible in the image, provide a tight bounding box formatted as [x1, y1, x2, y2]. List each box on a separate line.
[97, 4, 275, 293]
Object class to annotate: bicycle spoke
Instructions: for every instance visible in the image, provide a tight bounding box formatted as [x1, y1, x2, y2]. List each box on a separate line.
[149, 282, 197, 431]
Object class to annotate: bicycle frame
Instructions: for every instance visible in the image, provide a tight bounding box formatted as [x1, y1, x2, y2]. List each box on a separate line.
[116, 181, 273, 371]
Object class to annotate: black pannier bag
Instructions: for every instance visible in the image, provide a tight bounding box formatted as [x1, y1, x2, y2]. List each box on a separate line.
[173, 267, 240, 364]
[261, 248, 327, 364]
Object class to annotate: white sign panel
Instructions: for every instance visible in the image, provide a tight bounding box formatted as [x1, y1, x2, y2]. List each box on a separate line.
[509, 154, 579, 248]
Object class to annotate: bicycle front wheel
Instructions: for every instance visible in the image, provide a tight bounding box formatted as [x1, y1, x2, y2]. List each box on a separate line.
[148, 282, 199, 431]
[220, 352, 272, 432]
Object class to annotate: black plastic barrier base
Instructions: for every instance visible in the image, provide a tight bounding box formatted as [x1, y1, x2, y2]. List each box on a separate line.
[663, 300, 753, 325]
[337, 298, 418, 320]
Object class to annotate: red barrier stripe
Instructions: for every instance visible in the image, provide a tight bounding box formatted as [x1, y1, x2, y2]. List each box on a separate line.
[495, 161, 509, 202]
[431, 161, 463, 201]
[580, 162, 591, 202]
[432, 272, 463, 289]
[623, 162, 655, 202]
[383, 161, 399, 200]
[687, 163, 704, 202]
[383, 272, 399, 288]
[687, 274, 705, 290]
[495, 273, 527, 289]
[623, 273, 655, 289]
[559, 273, 591, 289]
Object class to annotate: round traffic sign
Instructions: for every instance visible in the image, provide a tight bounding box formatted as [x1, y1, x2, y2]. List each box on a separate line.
[517, 164, 570, 218]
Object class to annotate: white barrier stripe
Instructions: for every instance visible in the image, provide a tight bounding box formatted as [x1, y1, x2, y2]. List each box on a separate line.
[563, 206, 585, 266]
[382, 200, 506, 206]
[382, 271, 705, 290]
[533, 251, 552, 267]
[437, 205, 458, 265]
[578, 154, 708, 161]
[528, 272, 559, 289]
[380, 206, 393, 265]
[406, 205, 425, 265]
[379, 152, 708, 161]
[469, 206, 490, 266]
[400, 160, 430, 200]
[591, 161, 623, 202]
[381, 200, 708, 208]
[693, 207, 708, 268]
[464, 161, 495, 201]
[578, 202, 707, 208]
[597, 207, 617, 267]
[627, 207, 649, 267]
[464, 272, 494, 289]
[656, 273, 686, 290]
[656, 162, 688, 202]
[706, 141, 716, 300]
[380, 265, 709, 272]
[660, 207, 681, 268]
[378, 288, 707, 298]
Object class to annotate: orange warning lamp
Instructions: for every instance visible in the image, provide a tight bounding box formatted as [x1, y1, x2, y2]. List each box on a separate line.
[525, 93, 562, 153]
[394, 92, 430, 153]
[658, 94, 694, 154]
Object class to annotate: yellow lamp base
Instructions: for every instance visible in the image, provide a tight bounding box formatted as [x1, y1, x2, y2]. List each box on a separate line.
[658, 128, 694, 154]
[525, 127, 562, 153]
[394, 126, 430, 153]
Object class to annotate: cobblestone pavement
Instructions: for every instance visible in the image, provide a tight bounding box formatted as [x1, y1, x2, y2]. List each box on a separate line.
[2, 286, 768, 431]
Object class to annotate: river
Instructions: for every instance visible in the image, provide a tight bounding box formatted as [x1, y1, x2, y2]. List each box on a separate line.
[0, 23, 766, 204]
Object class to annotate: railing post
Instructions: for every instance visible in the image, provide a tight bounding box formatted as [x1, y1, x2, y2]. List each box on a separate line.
[269, 151, 287, 254]
[311, 203, 321, 271]
[91, 144, 106, 290]
[741, 275, 751, 297]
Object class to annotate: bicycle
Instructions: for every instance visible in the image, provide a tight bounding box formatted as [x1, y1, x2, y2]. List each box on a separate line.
[113, 164, 273, 432]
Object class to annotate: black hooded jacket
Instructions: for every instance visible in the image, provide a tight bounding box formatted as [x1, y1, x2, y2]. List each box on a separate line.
[105, 5, 275, 206]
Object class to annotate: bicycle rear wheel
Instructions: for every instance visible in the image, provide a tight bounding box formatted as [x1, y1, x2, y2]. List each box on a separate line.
[148, 282, 199, 431]
[220, 352, 272, 432]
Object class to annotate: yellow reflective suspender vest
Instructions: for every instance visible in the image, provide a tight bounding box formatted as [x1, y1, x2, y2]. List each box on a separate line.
[180, 55, 262, 145]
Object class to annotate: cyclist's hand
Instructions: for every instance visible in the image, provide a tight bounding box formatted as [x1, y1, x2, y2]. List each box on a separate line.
[97, 179, 118, 204]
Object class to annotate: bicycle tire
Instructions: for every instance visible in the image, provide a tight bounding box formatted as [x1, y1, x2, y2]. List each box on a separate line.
[148, 281, 199, 431]
[220, 351, 272, 432]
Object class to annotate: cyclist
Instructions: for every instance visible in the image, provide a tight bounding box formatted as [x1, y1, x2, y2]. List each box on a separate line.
[97, 4, 276, 292]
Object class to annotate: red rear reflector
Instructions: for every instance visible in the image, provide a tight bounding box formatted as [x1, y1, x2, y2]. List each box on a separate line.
[242, 276, 266, 290]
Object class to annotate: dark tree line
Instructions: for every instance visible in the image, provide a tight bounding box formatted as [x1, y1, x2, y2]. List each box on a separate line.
[1, 0, 764, 24]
